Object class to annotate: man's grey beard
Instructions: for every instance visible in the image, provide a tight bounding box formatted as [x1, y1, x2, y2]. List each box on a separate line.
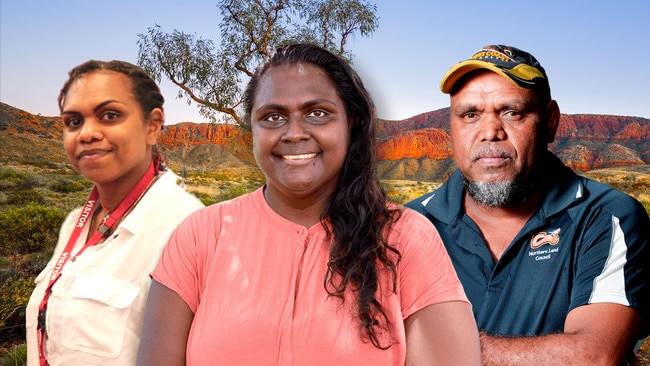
[463, 178, 533, 208]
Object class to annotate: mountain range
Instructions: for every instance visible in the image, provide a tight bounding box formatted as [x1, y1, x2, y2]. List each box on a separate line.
[1, 102, 648, 181]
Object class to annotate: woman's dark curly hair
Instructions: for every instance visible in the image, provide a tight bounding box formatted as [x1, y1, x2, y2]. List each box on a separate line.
[243, 43, 402, 349]
[57, 60, 168, 171]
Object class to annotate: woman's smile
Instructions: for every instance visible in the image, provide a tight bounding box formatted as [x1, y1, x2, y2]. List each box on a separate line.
[281, 152, 318, 161]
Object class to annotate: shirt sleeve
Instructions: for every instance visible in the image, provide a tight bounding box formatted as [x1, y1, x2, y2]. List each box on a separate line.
[395, 208, 469, 319]
[571, 193, 650, 317]
[152, 206, 218, 313]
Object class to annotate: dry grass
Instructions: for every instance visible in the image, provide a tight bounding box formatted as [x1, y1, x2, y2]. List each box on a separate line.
[582, 166, 650, 210]
[382, 180, 441, 204]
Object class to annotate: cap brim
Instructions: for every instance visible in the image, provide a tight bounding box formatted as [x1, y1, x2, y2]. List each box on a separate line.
[440, 60, 519, 93]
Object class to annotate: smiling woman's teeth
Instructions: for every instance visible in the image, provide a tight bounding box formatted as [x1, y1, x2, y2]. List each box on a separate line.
[284, 153, 317, 160]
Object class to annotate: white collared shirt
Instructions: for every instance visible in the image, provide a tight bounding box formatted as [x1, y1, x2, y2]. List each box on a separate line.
[26, 171, 203, 365]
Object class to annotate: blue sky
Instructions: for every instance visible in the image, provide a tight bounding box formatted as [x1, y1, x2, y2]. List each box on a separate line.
[2, 0, 649, 124]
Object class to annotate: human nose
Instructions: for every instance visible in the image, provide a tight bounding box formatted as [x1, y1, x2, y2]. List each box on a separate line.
[77, 119, 102, 143]
[281, 117, 309, 143]
[479, 114, 506, 141]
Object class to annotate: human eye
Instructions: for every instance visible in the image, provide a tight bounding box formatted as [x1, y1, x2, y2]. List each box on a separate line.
[459, 111, 479, 122]
[100, 111, 120, 122]
[502, 110, 524, 122]
[62, 115, 83, 129]
[305, 109, 331, 124]
[259, 113, 286, 128]
[308, 110, 327, 117]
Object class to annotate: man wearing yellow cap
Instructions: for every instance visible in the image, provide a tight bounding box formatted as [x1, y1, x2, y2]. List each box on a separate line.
[407, 44, 649, 364]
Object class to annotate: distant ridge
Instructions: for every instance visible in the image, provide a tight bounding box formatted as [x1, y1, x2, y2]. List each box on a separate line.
[373, 109, 649, 179]
[1, 102, 648, 181]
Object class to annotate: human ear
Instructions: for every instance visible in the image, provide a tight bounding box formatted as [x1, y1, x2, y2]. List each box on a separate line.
[544, 100, 560, 144]
[146, 108, 164, 146]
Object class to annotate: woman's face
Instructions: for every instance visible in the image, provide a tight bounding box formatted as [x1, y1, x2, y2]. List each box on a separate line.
[251, 63, 350, 205]
[61, 70, 162, 188]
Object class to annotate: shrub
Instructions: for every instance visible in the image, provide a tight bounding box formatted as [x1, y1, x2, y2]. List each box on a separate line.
[198, 196, 220, 206]
[0, 256, 10, 271]
[189, 185, 255, 206]
[386, 191, 410, 204]
[56, 192, 90, 213]
[216, 185, 251, 203]
[0, 203, 65, 255]
[20, 250, 53, 278]
[0, 275, 33, 321]
[0, 275, 33, 346]
[15, 177, 41, 191]
[189, 191, 219, 206]
[46, 179, 86, 193]
[0, 169, 27, 194]
[79, 178, 93, 189]
[0, 342, 27, 366]
[0, 180, 16, 192]
[0, 169, 26, 183]
[17, 159, 57, 169]
[6, 190, 45, 205]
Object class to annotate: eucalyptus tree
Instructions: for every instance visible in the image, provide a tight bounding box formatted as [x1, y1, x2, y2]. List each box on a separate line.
[137, 0, 378, 128]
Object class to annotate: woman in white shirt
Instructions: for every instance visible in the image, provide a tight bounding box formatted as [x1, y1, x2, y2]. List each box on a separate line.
[25, 60, 203, 366]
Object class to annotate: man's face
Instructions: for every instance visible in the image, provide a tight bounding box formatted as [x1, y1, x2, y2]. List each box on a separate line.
[449, 71, 557, 206]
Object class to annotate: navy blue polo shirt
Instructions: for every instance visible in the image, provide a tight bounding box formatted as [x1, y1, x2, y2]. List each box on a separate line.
[406, 154, 650, 336]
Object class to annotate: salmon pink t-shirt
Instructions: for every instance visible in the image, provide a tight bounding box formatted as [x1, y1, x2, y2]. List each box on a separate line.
[152, 187, 467, 365]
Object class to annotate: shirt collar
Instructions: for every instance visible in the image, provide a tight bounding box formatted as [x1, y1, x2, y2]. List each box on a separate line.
[417, 153, 585, 223]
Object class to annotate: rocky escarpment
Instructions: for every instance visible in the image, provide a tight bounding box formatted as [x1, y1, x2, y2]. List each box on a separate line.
[1, 102, 647, 181]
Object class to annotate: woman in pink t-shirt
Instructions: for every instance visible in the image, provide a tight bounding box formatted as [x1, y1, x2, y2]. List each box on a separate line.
[137, 43, 480, 365]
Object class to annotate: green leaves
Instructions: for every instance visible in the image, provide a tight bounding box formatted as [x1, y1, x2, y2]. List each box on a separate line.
[0, 203, 65, 255]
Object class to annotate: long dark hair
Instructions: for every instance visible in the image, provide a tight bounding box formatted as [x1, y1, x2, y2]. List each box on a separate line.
[58, 60, 168, 171]
[243, 43, 402, 349]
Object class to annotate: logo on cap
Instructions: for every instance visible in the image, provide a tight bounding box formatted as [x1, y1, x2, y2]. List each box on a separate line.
[440, 44, 549, 94]
[472, 46, 517, 64]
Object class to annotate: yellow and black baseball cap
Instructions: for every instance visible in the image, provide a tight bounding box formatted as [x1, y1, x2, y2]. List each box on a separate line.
[440, 44, 549, 94]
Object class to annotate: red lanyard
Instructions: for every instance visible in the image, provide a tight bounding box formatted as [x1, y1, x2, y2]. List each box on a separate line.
[36, 162, 156, 365]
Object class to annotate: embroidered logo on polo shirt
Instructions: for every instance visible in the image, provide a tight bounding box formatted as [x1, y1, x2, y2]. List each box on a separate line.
[530, 228, 561, 249]
[528, 228, 561, 261]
